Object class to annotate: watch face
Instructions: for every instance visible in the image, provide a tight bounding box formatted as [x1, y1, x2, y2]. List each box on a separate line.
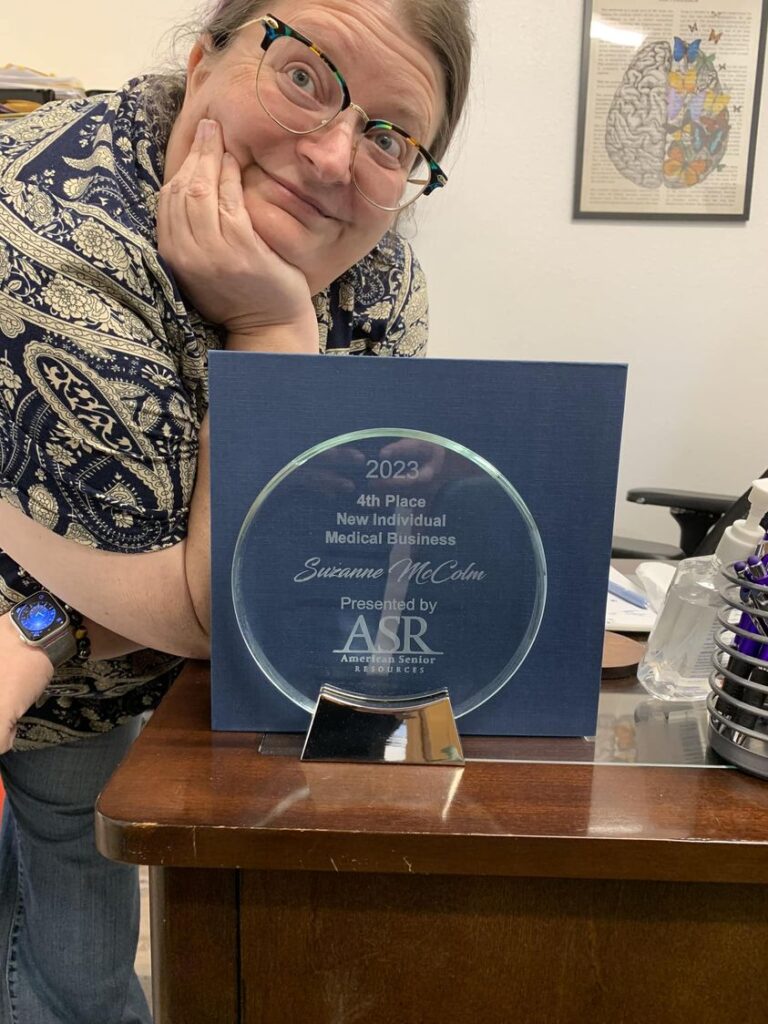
[12, 593, 68, 642]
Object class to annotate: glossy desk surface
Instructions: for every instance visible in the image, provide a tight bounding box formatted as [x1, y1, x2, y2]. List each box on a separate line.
[95, 662, 768, 884]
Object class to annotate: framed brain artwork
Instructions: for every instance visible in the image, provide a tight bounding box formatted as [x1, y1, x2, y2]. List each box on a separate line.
[575, 0, 768, 219]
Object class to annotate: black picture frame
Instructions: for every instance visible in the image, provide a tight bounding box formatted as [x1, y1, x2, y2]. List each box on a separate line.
[574, 0, 768, 220]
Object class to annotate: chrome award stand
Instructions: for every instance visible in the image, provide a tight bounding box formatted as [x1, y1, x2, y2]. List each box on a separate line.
[302, 685, 464, 766]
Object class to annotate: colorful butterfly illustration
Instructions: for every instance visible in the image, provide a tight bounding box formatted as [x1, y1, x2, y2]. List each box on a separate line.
[666, 88, 685, 122]
[664, 145, 709, 186]
[668, 68, 699, 94]
[710, 29, 723, 43]
[668, 85, 705, 124]
[699, 52, 716, 70]
[671, 109, 695, 140]
[703, 89, 730, 116]
[688, 91, 707, 122]
[701, 113, 729, 133]
[707, 128, 727, 154]
[697, 53, 717, 80]
[690, 117, 728, 156]
[674, 37, 702, 62]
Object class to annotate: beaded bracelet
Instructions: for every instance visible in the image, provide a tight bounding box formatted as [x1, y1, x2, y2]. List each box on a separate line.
[62, 602, 92, 664]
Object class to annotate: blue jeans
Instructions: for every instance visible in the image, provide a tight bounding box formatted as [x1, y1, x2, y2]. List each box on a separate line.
[0, 719, 152, 1024]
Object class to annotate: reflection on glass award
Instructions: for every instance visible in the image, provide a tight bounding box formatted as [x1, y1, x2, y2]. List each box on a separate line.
[231, 430, 547, 763]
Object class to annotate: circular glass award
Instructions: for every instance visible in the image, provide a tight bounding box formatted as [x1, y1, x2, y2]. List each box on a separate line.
[231, 429, 546, 718]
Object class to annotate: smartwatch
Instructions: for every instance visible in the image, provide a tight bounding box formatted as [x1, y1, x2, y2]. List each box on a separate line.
[10, 590, 77, 668]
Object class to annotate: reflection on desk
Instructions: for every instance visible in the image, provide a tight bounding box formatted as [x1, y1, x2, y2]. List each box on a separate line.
[261, 681, 728, 769]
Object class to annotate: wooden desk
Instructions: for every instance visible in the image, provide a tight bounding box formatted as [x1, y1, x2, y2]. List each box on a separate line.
[96, 663, 768, 1024]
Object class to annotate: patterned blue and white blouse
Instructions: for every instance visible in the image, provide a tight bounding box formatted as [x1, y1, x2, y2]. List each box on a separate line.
[0, 77, 428, 749]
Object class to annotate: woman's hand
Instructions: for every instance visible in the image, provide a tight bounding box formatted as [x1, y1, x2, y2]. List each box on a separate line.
[0, 613, 55, 754]
[157, 118, 317, 348]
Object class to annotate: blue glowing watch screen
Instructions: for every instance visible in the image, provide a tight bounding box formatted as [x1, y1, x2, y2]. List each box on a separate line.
[14, 594, 66, 641]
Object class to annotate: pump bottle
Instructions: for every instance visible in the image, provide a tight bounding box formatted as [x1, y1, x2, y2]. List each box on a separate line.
[637, 479, 768, 701]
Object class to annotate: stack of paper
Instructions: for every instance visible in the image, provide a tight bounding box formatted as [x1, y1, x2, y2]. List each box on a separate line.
[0, 65, 84, 96]
[0, 65, 84, 117]
[605, 566, 657, 632]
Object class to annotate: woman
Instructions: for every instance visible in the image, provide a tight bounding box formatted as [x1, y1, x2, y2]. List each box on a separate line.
[0, 0, 472, 1020]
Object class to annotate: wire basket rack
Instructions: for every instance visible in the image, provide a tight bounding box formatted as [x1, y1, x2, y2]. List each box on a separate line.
[708, 565, 768, 778]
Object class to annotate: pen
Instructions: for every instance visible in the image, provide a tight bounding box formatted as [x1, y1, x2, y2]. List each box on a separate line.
[733, 561, 761, 659]
[608, 580, 648, 609]
[747, 559, 768, 641]
[728, 561, 766, 727]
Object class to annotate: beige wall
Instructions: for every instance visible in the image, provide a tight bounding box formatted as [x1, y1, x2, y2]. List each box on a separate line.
[0, 0, 192, 89]
[416, 2, 768, 546]
[3, 1, 766, 545]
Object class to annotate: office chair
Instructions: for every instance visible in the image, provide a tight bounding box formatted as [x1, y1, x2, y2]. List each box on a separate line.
[612, 467, 768, 560]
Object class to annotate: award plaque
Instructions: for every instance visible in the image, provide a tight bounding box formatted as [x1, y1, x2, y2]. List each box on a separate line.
[230, 429, 547, 762]
[209, 353, 627, 749]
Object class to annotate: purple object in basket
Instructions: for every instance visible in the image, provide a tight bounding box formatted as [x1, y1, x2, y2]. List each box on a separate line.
[733, 562, 762, 660]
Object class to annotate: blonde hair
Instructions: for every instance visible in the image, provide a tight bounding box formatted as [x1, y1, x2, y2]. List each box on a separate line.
[155, 0, 473, 161]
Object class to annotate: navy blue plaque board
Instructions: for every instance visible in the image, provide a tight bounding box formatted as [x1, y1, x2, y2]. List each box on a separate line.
[209, 353, 626, 737]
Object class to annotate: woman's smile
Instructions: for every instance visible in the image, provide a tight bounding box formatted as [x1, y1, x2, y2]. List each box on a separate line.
[260, 168, 335, 221]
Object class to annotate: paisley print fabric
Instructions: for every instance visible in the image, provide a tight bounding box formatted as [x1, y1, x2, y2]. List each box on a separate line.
[0, 77, 428, 749]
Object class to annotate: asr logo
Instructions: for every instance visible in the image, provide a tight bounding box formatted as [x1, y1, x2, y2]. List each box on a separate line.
[334, 615, 443, 655]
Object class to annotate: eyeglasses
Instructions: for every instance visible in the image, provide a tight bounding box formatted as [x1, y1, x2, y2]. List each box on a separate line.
[235, 13, 447, 212]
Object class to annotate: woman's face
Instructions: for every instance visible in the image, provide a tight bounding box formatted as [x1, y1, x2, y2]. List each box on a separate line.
[166, 0, 445, 295]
